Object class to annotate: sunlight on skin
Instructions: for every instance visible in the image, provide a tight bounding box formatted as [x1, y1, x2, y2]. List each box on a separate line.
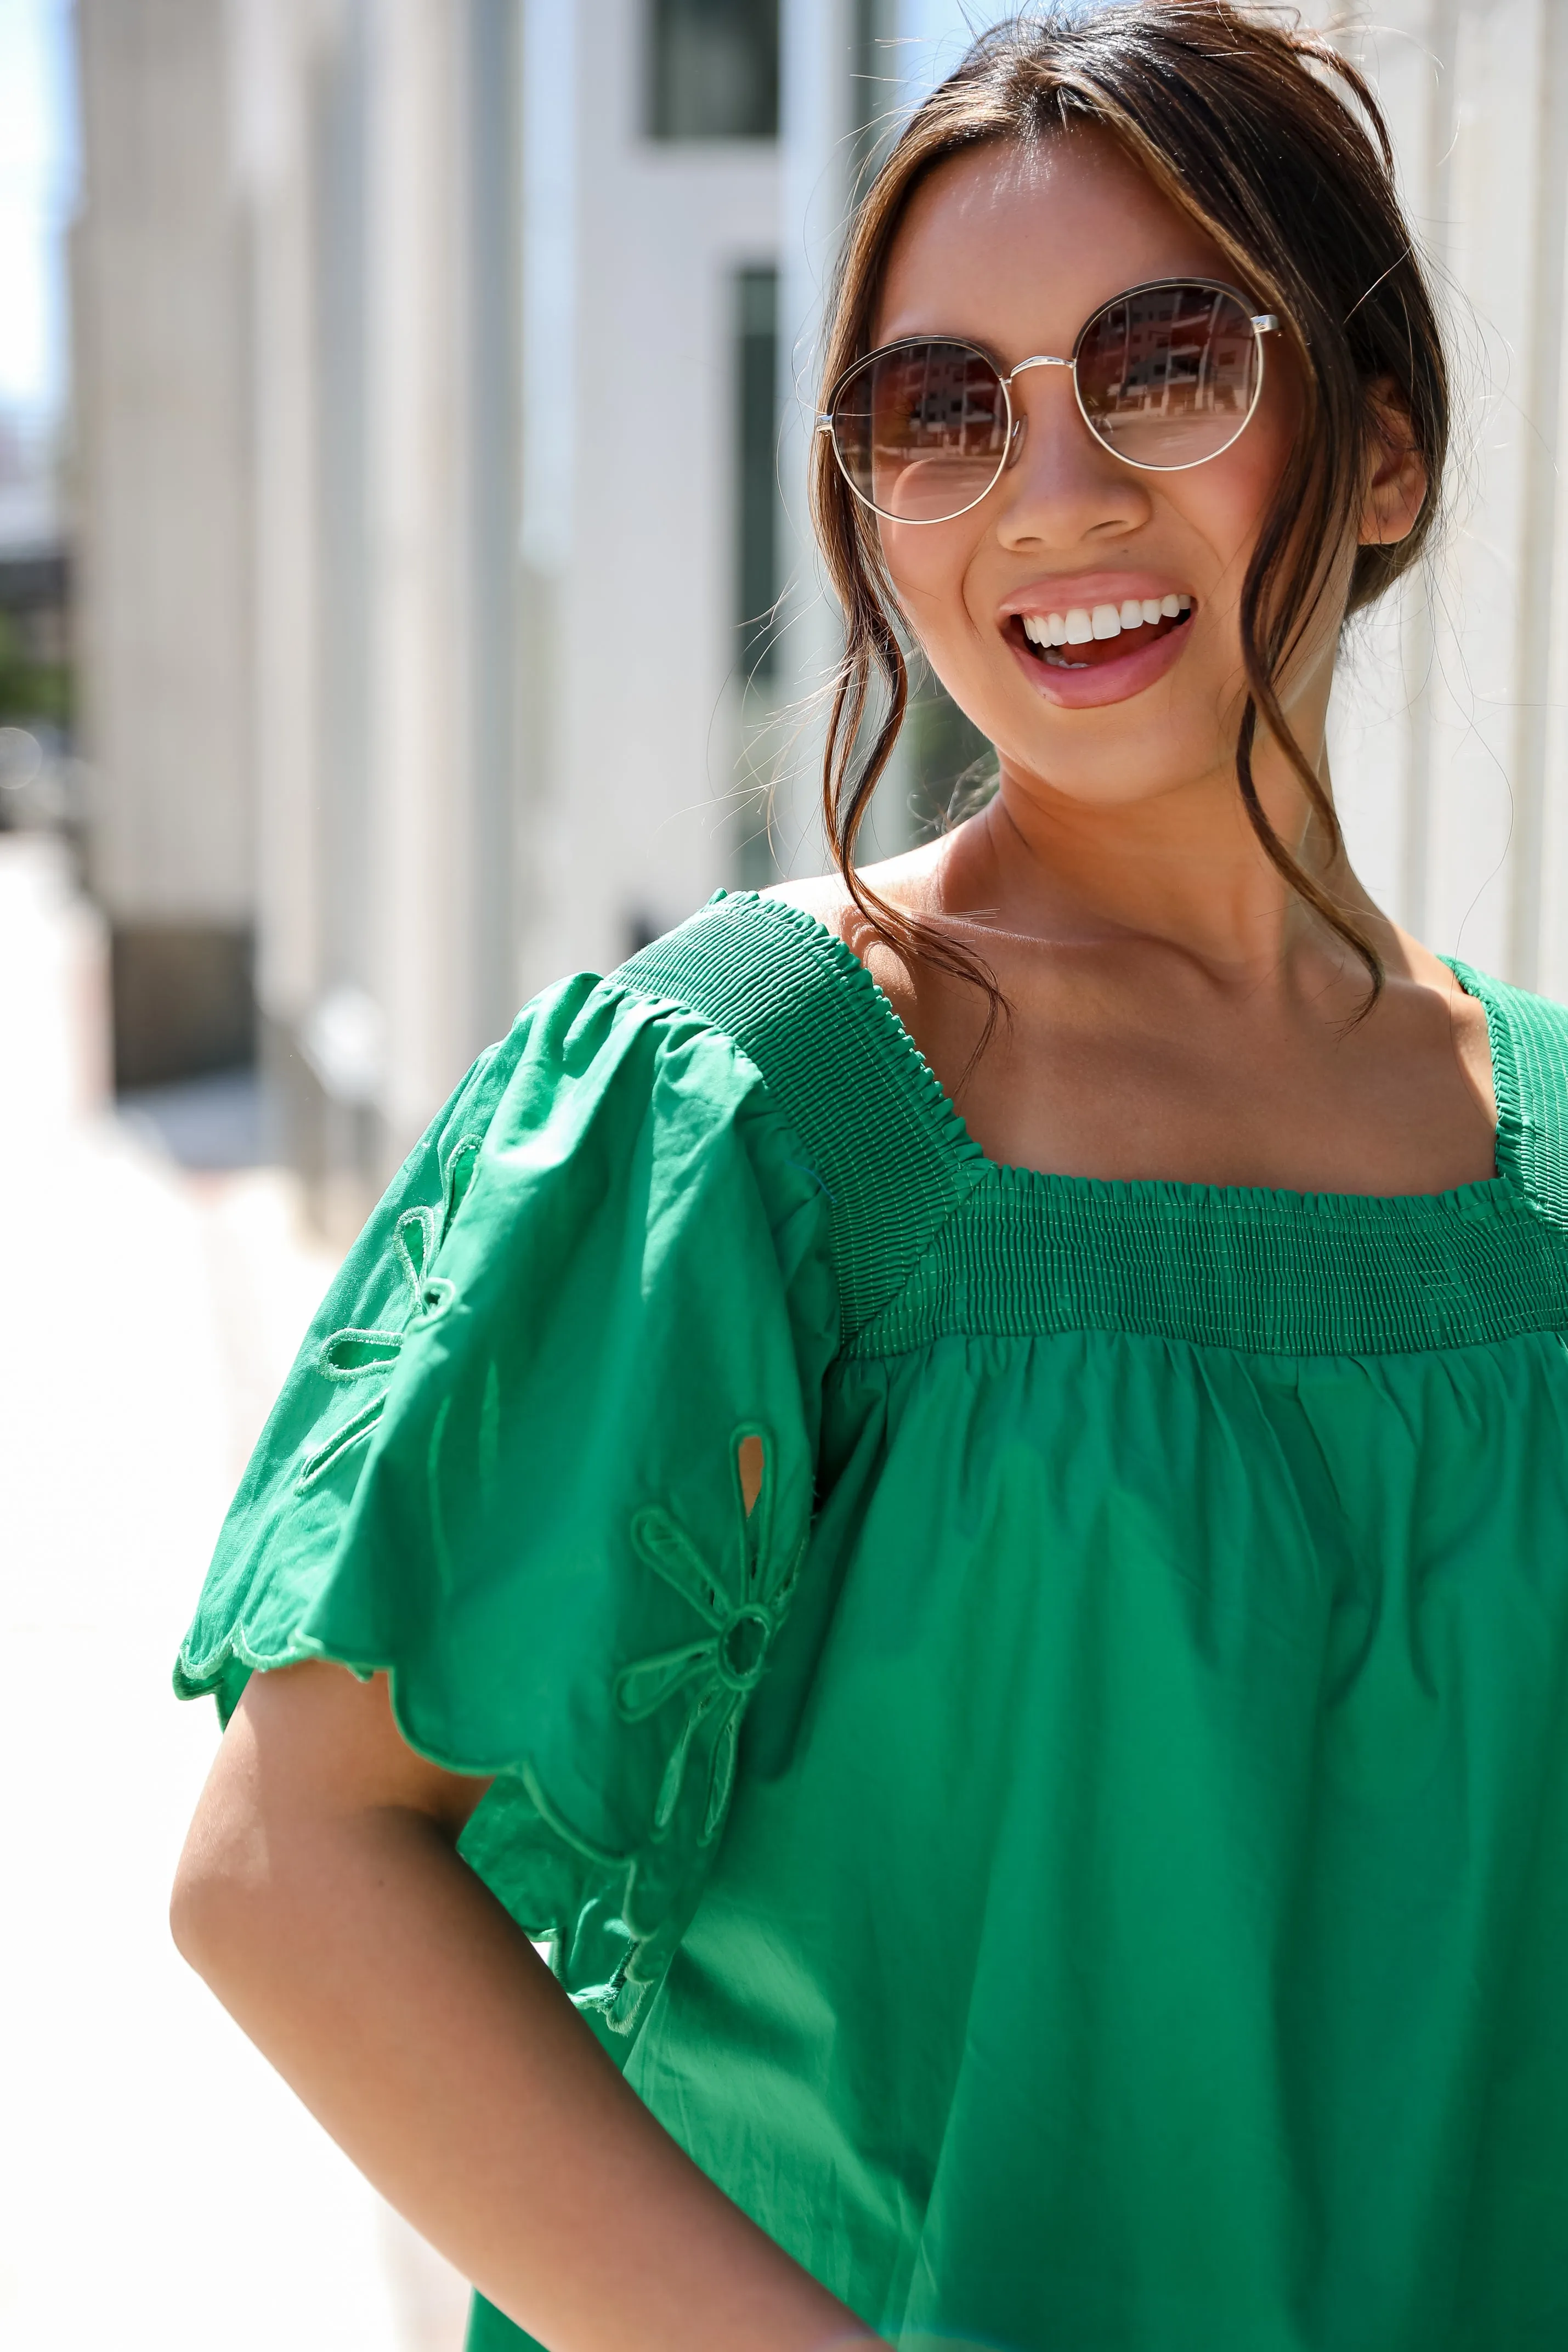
[879, 135, 1322, 890]
[774, 128, 1499, 1201]
[867, 128, 1420, 965]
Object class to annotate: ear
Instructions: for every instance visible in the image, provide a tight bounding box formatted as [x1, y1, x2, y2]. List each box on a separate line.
[1358, 375, 1427, 548]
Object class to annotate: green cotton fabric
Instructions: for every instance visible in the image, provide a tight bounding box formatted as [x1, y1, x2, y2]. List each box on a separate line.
[177, 891, 1568, 2352]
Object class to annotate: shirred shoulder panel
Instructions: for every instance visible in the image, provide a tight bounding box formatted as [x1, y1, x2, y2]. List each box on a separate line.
[1458, 958, 1568, 1225]
[621, 904, 1568, 1358]
[618, 891, 978, 1348]
[175, 970, 839, 2032]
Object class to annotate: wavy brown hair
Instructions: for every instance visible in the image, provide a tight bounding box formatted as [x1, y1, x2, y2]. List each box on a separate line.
[810, 2, 1448, 1016]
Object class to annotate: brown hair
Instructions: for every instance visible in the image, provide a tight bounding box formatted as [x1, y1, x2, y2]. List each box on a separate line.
[810, 1, 1448, 1015]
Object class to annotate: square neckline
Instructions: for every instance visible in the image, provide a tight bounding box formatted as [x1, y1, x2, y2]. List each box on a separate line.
[734, 890, 1515, 1224]
[618, 892, 1568, 1356]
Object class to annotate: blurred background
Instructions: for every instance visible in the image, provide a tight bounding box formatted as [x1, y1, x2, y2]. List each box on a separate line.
[3, 0, 1567, 2345]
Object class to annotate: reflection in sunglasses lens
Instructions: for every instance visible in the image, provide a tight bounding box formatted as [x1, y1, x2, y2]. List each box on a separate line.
[830, 288, 1263, 518]
[837, 341, 1008, 522]
[1077, 284, 1260, 468]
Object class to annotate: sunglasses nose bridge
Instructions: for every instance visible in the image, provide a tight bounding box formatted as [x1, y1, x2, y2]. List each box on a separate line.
[999, 352, 1080, 473]
[1006, 354, 1073, 381]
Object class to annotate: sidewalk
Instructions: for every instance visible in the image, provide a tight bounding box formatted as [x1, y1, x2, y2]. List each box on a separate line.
[0, 838, 470, 2350]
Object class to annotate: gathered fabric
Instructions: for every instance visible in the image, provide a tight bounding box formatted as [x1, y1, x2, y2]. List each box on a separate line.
[178, 891, 1568, 2351]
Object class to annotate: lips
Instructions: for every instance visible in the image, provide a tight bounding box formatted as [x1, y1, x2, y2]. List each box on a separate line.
[1018, 592, 1193, 668]
[1002, 585, 1197, 709]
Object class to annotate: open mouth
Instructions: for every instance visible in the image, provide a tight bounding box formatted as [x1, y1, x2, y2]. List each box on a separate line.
[1012, 593, 1194, 670]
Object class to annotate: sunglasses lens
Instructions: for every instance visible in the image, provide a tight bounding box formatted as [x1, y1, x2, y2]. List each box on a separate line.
[833, 341, 1009, 521]
[1075, 285, 1261, 468]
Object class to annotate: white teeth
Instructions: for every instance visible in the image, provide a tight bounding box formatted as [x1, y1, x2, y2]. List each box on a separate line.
[1022, 599, 1188, 650]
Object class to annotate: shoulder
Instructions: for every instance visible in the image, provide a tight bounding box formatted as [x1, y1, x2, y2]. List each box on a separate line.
[617, 872, 958, 1098]
[758, 849, 954, 1033]
[1447, 960, 1568, 1225]
[611, 888, 898, 1119]
[1465, 964, 1568, 1056]
[758, 873, 858, 936]
[1446, 958, 1568, 1094]
[758, 844, 952, 947]
[615, 887, 974, 1343]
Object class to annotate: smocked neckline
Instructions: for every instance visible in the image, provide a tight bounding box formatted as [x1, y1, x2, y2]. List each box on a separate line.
[719, 890, 1520, 1225]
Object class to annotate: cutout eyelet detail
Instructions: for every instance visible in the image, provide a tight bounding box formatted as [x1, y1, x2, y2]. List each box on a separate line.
[299, 1135, 481, 1485]
[614, 1424, 801, 1845]
[717, 1605, 772, 1690]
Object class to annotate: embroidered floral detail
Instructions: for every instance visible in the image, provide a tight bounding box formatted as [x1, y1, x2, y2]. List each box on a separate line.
[298, 1136, 483, 1486]
[613, 1425, 800, 1846]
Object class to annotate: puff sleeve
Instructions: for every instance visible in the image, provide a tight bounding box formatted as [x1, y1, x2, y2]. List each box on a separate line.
[174, 970, 840, 2033]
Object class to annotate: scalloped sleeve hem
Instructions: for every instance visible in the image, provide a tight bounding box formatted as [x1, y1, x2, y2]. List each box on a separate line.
[174, 969, 839, 2033]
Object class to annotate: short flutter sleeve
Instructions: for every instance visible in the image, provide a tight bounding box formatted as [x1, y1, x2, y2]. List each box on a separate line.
[174, 971, 840, 2032]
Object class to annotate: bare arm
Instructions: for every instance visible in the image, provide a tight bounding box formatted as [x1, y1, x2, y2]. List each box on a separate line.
[171, 1661, 875, 2352]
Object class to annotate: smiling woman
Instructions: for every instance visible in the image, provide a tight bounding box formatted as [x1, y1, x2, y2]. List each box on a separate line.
[170, 10, 1568, 2352]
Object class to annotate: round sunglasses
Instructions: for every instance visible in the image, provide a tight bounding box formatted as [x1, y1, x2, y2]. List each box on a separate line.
[819, 278, 1280, 525]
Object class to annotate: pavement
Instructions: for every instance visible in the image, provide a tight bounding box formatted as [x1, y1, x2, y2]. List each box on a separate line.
[0, 835, 472, 2350]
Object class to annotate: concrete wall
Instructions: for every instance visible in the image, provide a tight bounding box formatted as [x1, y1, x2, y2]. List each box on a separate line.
[1323, 0, 1568, 997]
[75, 0, 783, 1195]
[777, 0, 1568, 1000]
[516, 0, 779, 992]
[75, 0, 253, 926]
[75, 0, 546, 1113]
[76, 3, 1566, 1175]
[75, 0, 256, 1085]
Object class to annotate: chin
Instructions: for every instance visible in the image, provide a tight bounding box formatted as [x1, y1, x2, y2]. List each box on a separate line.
[997, 709, 1225, 805]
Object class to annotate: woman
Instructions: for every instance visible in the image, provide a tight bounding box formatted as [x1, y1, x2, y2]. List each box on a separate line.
[172, 9, 1568, 2349]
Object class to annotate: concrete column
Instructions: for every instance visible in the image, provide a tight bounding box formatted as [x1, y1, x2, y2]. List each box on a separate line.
[74, 0, 255, 1083]
[773, 0, 858, 881]
[230, 0, 324, 1047]
[1327, 0, 1568, 994]
[363, 0, 474, 1154]
[515, 0, 779, 991]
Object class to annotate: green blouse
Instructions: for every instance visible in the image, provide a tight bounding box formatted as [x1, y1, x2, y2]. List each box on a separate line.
[177, 891, 1568, 2352]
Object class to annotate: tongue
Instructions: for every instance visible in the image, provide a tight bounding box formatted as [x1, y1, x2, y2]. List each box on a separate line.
[1041, 612, 1183, 666]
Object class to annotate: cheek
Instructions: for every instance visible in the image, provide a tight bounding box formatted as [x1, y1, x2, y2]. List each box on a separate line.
[1207, 364, 1301, 563]
[879, 517, 986, 642]
[1160, 378, 1300, 609]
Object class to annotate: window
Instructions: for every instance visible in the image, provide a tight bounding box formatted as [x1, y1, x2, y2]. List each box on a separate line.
[734, 264, 779, 680]
[649, 0, 779, 141]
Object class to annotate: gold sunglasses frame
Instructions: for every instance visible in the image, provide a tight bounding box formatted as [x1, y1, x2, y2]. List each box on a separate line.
[817, 277, 1281, 525]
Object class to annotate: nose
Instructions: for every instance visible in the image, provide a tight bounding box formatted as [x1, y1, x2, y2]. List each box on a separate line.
[994, 368, 1152, 550]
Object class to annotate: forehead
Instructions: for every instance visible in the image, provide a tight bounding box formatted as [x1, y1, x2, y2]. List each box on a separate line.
[873, 129, 1236, 359]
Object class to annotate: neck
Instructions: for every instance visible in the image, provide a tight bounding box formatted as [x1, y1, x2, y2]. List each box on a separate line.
[958, 697, 1384, 994]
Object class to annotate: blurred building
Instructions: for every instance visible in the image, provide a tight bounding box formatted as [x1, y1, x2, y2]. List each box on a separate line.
[69, 0, 1568, 1218]
[1324, 0, 1568, 1007]
[73, 1, 253, 1091]
[0, 381, 74, 841]
[75, 0, 794, 1222]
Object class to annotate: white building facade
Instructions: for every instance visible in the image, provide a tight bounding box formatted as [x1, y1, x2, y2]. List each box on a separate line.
[71, 0, 1568, 1212]
[1323, 0, 1568, 1001]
